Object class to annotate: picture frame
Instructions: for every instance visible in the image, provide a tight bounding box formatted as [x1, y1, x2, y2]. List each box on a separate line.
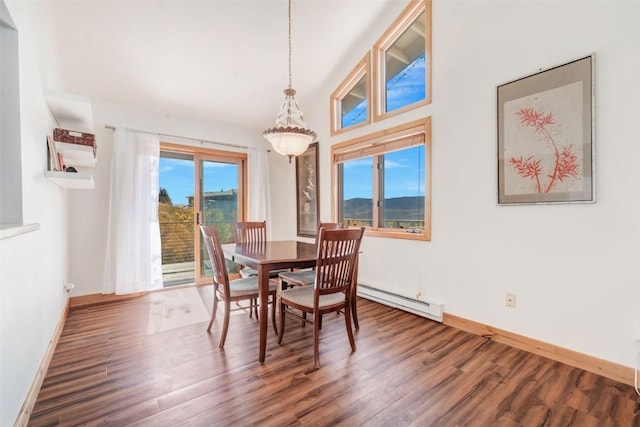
[296, 142, 319, 237]
[497, 54, 595, 205]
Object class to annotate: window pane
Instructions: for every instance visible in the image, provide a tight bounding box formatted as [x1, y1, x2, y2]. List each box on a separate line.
[341, 74, 367, 128]
[382, 145, 425, 230]
[201, 160, 238, 244]
[200, 160, 239, 279]
[385, 11, 426, 113]
[159, 152, 195, 286]
[341, 157, 374, 227]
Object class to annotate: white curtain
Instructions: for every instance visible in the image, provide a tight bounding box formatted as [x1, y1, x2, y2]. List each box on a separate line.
[103, 128, 163, 295]
[247, 147, 271, 223]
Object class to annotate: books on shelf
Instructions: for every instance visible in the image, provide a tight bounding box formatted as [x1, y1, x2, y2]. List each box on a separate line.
[57, 152, 67, 171]
[47, 135, 61, 171]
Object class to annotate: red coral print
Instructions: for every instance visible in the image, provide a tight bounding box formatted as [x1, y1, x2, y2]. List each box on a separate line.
[509, 108, 580, 193]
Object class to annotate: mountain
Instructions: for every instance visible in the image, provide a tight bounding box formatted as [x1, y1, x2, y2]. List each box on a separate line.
[343, 196, 424, 220]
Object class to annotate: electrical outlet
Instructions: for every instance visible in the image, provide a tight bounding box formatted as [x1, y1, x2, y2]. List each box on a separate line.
[634, 319, 640, 342]
[505, 293, 516, 308]
[64, 283, 75, 295]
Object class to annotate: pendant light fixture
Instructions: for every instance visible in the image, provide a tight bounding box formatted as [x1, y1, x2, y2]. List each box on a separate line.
[263, 0, 316, 163]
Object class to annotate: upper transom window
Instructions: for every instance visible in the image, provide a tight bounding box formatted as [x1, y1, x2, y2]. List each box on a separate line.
[373, 0, 431, 121]
[330, 53, 371, 136]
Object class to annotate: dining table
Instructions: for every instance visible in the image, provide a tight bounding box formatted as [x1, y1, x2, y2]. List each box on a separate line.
[221, 240, 317, 362]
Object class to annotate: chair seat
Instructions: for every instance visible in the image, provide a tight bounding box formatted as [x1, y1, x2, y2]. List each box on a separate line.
[279, 285, 346, 309]
[278, 270, 316, 286]
[228, 276, 278, 298]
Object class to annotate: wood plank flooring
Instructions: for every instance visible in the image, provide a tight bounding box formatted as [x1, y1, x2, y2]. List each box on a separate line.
[29, 286, 640, 426]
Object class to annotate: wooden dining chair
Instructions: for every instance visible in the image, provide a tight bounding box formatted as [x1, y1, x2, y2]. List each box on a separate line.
[200, 225, 278, 348]
[279, 222, 363, 331]
[234, 221, 289, 317]
[277, 227, 365, 370]
[234, 221, 267, 279]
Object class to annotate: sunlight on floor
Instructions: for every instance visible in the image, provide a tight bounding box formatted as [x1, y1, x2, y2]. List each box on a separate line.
[146, 287, 210, 334]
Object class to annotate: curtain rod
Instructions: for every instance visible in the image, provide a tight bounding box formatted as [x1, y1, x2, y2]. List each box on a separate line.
[104, 125, 253, 151]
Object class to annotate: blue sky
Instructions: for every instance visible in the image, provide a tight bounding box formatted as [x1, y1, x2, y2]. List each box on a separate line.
[342, 146, 425, 200]
[160, 149, 425, 204]
[159, 157, 238, 205]
[160, 56, 426, 204]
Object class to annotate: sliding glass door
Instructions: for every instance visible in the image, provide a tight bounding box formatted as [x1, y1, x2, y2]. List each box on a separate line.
[159, 144, 246, 286]
[198, 158, 242, 280]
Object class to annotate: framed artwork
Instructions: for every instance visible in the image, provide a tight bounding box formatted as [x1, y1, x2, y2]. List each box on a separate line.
[296, 142, 319, 237]
[497, 54, 595, 205]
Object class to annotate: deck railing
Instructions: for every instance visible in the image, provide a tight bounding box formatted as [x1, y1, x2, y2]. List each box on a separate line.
[159, 219, 237, 286]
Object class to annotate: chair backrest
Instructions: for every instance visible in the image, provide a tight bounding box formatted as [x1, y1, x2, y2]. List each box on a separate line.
[200, 225, 230, 294]
[314, 227, 364, 297]
[234, 221, 267, 243]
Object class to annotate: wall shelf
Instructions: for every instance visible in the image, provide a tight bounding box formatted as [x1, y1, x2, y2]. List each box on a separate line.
[43, 90, 96, 189]
[45, 170, 94, 189]
[53, 140, 97, 167]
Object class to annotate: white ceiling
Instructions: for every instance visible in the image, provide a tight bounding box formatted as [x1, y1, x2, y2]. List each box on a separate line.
[33, 0, 404, 132]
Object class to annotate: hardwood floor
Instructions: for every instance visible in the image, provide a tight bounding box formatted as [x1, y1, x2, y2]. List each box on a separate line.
[29, 286, 639, 426]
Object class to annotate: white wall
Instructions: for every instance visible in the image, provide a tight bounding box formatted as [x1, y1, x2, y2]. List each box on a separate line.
[1, 2, 70, 425]
[301, 0, 640, 370]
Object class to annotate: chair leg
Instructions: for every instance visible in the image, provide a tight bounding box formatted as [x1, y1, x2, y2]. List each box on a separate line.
[278, 298, 285, 344]
[345, 303, 356, 353]
[207, 291, 219, 332]
[352, 297, 359, 331]
[313, 310, 321, 370]
[271, 294, 278, 335]
[352, 262, 360, 330]
[219, 300, 231, 348]
[247, 298, 259, 320]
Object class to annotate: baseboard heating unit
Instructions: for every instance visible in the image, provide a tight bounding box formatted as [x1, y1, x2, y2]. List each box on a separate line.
[357, 284, 444, 323]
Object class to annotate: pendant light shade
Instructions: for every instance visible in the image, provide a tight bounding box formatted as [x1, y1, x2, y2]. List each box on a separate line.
[263, 0, 316, 163]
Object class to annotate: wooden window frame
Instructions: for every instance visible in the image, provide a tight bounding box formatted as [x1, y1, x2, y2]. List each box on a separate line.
[330, 53, 371, 136]
[331, 117, 431, 241]
[373, 0, 432, 122]
[160, 142, 248, 285]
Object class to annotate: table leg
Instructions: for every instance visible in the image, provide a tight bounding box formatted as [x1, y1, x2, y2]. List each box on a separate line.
[258, 264, 269, 363]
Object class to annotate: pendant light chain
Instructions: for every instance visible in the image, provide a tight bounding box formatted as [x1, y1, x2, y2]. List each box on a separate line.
[288, 0, 292, 90]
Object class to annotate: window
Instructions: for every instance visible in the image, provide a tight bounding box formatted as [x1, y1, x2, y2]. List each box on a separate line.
[332, 117, 431, 241]
[373, 0, 431, 121]
[330, 53, 371, 136]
